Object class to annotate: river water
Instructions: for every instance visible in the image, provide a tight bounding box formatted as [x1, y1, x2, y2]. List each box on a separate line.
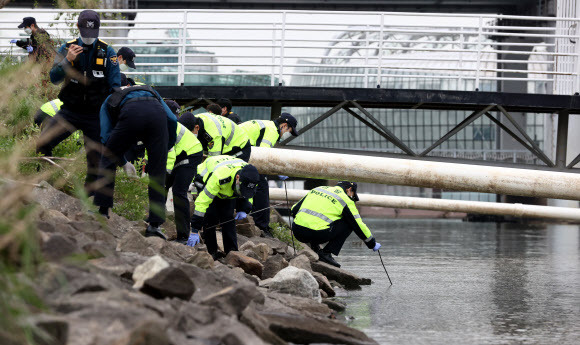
[338, 219, 580, 345]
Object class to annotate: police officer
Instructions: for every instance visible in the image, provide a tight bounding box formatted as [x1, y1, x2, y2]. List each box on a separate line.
[178, 110, 252, 162]
[94, 85, 177, 239]
[216, 98, 242, 124]
[165, 106, 204, 244]
[240, 113, 299, 236]
[189, 156, 260, 259]
[37, 10, 120, 195]
[10, 17, 52, 62]
[291, 181, 381, 268]
[117, 46, 136, 72]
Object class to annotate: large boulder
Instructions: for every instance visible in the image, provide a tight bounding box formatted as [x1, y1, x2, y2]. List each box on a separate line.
[312, 272, 336, 297]
[116, 230, 156, 257]
[311, 261, 371, 290]
[200, 285, 265, 317]
[40, 232, 82, 261]
[261, 254, 289, 279]
[239, 241, 269, 262]
[32, 182, 84, 217]
[298, 247, 319, 262]
[224, 251, 263, 277]
[141, 266, 195, 300]
[289, 254, 312, 272]
[269, 266, 321, 302]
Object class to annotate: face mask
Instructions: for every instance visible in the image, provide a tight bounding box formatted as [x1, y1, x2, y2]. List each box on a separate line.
[80, 36, 96, 45]
[24, 28, 32, 35]
[280, 131, 292, 141]
[120, 63, 129, 72]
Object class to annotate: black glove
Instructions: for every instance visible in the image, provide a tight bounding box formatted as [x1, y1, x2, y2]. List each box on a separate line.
[365, 236, 377, 249]
[190, 214, 204, 230]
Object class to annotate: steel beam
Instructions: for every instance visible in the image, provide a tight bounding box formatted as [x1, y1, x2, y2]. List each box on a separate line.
[342, 107, 396, 145]
[279, 101, 348, 146]
[420, 104, 496, 156]
[250, 147, 580, 200]
[556, 110, 569, 168]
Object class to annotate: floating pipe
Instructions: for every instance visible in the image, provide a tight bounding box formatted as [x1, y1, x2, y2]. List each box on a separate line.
[269, 188, 580, 222]
[249, 147, 580, 201]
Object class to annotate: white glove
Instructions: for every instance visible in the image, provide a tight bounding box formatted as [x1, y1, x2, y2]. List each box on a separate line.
[123, 162, 137, 177]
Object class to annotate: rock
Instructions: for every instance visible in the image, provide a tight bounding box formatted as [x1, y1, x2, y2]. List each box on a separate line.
[311, 261, 371, 290]
[39, 209, 70, 224]
[32, 182, 84, 217]
[176, 263, 253, 301]
[312, 272, 336, 297]
[132, 255, 169, 289]
[289, 254, 312, 272]
[239, 242, 269, 262]
[117, 230, 155, 257]
[200, 285, 265, 317]
[269, 208, 286, 225]
[41, 233, 82, 261]
[69, 221, 117, 247]
[270, 266, 321, 302]
[259, 278, 273, 288]
[141, 267, 195, 300]
[240, 306, 288, 345]
[114, 321, 170, 345]
[242, 249, 262, 262]
[298, 247, 319, 262]
[264, 292, 332, 317]
[248, 237, 288, 255]
[82, 243, 113, 259]
[261, 254, 289, 279]
[90, 252, 148, 279]
[235, 216, 262, 237]
[224, 251, 263, 277]
[185, 250, 214, 269]
[320, 289, 328, 298]
[184, 314, 267, 345]
[259, 311, 378, 345]
[145, 237, 166, 252]
[322, 299, 346, 312]
[28, 314, 68, 345]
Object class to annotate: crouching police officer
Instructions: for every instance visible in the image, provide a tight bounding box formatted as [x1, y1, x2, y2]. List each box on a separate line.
[37, 10, 120, 195]
[166, 117, 203, 244]
[291, 181, 381, 268]
[177, 110, 251, 162]
[94, 85, 177, 238]
[189, 156, 260, 259]
[240, 113, 299, 236]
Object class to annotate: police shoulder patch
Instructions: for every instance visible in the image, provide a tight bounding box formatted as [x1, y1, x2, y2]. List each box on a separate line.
[110, 55, 118, 65]
[208, 141, 214, 149]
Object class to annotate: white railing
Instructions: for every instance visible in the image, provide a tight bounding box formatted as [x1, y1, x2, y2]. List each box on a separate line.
[0, 8, 579, 92]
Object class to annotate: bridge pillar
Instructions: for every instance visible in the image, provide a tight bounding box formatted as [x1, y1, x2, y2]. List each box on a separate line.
[271, 101, 281, 120]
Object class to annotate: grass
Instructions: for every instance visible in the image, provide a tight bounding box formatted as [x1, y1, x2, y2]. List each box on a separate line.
[269, 221, 303, 250]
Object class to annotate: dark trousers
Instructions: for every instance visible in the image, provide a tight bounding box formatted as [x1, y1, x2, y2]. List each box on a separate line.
[226, 141, 251, 162]
[251, 174, 270, 231]
[203, 198, 237, 255]
[292, 219, 353, 256]
[165, 152, 203, 240]
[93, 100, 168, 226]
[36, 107, 102, 193]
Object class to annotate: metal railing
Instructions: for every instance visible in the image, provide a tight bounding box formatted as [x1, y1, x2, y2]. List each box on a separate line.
[1, 8, 579, 92]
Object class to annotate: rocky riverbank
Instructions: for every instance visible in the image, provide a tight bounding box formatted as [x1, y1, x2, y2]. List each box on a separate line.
[19, 181, 378, 345]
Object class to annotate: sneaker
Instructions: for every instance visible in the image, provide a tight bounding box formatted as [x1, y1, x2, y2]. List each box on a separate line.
[145, 225, 167, 240]
[318, 251, 341, 268]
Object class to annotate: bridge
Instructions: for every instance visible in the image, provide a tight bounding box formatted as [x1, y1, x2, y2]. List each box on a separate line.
[1, 6, 580, 203]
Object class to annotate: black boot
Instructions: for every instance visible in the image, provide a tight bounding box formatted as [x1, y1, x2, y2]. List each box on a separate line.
[318, 251, 341, 268]
[145, 224, 167, 240]
[174, 237, 188, 245]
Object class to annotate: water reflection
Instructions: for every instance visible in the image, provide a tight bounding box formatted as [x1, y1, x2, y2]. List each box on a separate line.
[338, 219, 580, 345]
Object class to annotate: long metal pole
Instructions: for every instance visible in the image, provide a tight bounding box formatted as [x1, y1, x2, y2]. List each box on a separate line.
[268, 187, 580, 221]
[250, 147, 580, 201]
[378, 250, 393, 285]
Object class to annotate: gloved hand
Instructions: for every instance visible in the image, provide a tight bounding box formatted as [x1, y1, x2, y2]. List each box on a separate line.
[278, 175, 289, 181]
[235, 211, 247, 220]
[123, 162, 137, 177]
[10, 39, 17, 44]
[186, 232, 200, 247]
[373, 242, 382, 252]
[26, 45, 33, 53]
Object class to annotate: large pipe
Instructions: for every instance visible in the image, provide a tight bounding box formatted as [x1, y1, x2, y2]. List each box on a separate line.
[269, 188, 580, 222]
[250, 147, 580, 200]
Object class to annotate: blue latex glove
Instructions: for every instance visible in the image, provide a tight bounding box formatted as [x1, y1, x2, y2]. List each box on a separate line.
[278, 175, 289, 181]
[26, 45, 33, 53]
[235, 211, 247, 220]
[186, 232, 200, 247]
[10, 39, 17, 44]
[373, 242, 382, 252]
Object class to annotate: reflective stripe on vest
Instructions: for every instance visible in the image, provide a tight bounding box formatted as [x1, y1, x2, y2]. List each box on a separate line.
[256, 120, 265, 129]
[193, 210, 205, 217]
[203, 186, 216, 200]
[225, 120, 236, 147]
[313, 187, 347, 207]
[199, 158, 245, 179]
[261, 139, 273, 147]
[208, 115, 223, 136]
[49, 100, 59, 113]
[175, 125, 186, 145]
[297, 208, 333, 224]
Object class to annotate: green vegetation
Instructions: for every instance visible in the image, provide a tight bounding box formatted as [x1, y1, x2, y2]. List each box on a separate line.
[269, 221, 303, 250]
